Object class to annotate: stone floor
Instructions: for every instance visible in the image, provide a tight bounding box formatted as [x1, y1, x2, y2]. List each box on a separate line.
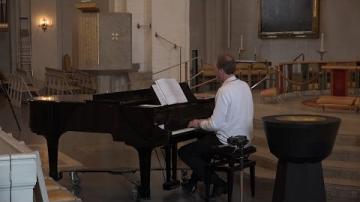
[0, 92, 359, 202]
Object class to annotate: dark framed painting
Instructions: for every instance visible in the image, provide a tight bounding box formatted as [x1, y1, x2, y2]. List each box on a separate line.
[259, 0, 320, 39]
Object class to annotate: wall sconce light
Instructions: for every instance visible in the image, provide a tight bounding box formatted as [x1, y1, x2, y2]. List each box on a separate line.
[38, 17, 52, 32]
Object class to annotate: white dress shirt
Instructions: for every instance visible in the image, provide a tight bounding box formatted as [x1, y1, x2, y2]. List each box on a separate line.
[199, 75, 254, 144]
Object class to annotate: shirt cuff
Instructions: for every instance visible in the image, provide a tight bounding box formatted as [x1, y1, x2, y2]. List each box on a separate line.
[199, 118, 215, 131]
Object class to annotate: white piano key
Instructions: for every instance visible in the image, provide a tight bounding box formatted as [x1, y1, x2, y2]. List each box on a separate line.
[171, 128, 196, 135]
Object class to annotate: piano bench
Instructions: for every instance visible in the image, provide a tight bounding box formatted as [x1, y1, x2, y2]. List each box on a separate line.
[205, 144, 257, 202]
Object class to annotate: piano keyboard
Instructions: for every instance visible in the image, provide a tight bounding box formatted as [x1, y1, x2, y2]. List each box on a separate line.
[158, 125, 196, 136]
[171, 128, 196, 135]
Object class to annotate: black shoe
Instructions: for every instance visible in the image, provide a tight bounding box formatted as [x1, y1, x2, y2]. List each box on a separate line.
[181, 179, 198, 193]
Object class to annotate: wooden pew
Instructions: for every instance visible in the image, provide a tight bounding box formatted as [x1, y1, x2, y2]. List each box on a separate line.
[316, 96, 357, 112]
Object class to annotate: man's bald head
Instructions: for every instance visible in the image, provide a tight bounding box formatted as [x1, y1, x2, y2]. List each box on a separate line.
[216, 53, 236, 75]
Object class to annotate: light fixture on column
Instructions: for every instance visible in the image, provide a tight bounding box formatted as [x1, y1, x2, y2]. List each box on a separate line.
[38, 17, 52, 32]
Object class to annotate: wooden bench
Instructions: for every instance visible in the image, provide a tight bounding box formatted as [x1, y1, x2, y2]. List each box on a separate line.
[199, 64, 218, 90]
[260, 87, 281, 102]
[316, 96, 357, 112]
[355, 97, 360, 113]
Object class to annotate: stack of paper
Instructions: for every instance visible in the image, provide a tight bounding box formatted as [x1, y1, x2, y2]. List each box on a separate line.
[152, 78, 188, 105]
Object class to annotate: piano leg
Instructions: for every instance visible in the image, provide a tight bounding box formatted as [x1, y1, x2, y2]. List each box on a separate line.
[171, 143, 179, 182]
[46, 136, 61, 180]
[164, 144, 172, 188]
[136, 147, 153, 200]
[163, 144, 180, 190]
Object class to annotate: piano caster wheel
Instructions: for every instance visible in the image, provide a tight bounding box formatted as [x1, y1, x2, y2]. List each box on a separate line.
[70, 185, 81, 197]
[70, 172, 81, 186]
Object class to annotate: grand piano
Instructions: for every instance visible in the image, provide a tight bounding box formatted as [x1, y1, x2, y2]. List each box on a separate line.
[29, 83, 214, 199]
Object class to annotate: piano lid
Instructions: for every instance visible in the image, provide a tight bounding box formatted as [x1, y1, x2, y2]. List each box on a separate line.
[30, 83, 199, 105]
[31, 94, 93, 103]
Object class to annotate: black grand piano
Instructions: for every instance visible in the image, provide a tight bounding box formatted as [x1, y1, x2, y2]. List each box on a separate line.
[29, 83, 214, 199]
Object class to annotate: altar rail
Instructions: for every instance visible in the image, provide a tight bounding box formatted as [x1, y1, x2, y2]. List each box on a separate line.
[45, 67, 97, 95]
[198, 60, 275, 91]
[277, 61, 360, 96]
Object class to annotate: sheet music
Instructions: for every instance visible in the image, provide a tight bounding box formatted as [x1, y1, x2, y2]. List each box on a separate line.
[152, 84, 167, 105]
[154, 78, 188, 105]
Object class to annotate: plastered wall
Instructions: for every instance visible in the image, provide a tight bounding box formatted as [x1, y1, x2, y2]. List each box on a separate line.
[192, 0, 360, 65]
[5, 0, 359, 82]
[31, 0, 59, 80]
[151, 0, 190, 80]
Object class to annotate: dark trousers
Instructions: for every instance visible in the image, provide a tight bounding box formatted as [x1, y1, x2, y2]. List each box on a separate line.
[178, 131, 222, 183]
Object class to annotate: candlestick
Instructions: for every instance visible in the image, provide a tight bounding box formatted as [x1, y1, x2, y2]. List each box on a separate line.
[320, 33, 325, 52]
[238, 47, 244, 60]
[317, 50, 327, 61]
[240, 35, 244, 50]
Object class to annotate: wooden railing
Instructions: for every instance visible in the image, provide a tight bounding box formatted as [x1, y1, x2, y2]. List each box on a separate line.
[277, 61, 360, 96]
[45, 67, 97, 95]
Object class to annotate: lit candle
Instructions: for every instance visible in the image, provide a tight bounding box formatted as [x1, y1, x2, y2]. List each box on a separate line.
[320, 33, 325, 52]
[240, 35, 244, 50]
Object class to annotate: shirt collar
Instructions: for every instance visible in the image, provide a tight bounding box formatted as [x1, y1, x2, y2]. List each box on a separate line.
[222, 75, 237, 86]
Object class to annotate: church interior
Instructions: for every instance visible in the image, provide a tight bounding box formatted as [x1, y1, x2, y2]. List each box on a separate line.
[0, 0, 359, 202]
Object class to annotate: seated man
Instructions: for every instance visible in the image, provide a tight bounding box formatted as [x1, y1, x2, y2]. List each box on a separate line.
[178, 53, 254, 196]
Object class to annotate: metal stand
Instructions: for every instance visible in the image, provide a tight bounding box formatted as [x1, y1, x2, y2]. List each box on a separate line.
[239, 143, 245, 202]
[0, 79, 21, 131]
[317, 50, 327, 61]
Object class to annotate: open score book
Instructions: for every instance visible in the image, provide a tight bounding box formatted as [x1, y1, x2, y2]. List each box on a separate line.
[152, 78, 188, 105]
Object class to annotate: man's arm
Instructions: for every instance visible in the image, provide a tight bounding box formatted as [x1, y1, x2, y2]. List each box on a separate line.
[188, 119, 202, 128]
[188, 88, 229, 131]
